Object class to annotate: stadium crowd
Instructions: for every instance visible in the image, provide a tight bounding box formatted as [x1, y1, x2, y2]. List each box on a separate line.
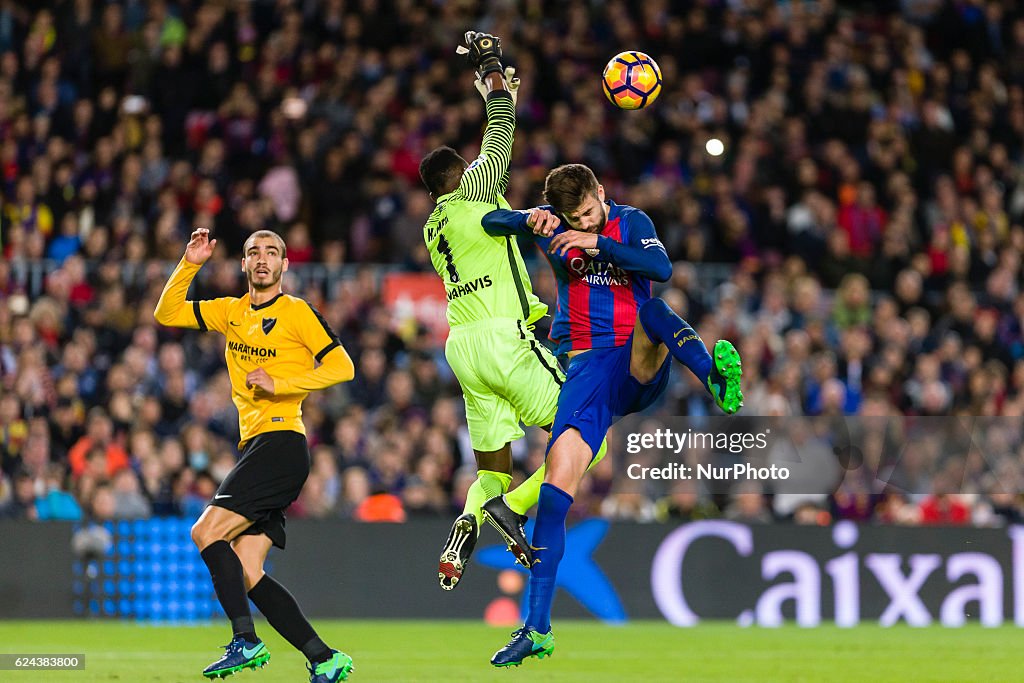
[3, 0, 1024, 527]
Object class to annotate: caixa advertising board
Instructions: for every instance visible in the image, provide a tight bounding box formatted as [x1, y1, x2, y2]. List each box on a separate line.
[648, 520, 1021, 627]
[4, 519, 1023, 625]
[275, 520, 1024, 627]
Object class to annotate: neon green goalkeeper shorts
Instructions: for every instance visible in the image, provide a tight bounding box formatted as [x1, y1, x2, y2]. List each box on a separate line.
[445, 318, 564, 452]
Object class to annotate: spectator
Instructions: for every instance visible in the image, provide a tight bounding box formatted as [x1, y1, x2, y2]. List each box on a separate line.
[654, 479, 720, 522]
[88, 483, 118, 522]
[354, 487, 406, 523]
[68, 408, 130, 478]
[35, 464, 81, 521]
[110, 467, 151, 519]
[919, 493, 973, 525]
[724, 483, 772, 524]
[2, 470, 39, 520]
[339, 466, 371, 519]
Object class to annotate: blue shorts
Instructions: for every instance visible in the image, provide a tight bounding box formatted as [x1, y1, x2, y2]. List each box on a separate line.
[548, 332, 672, 459]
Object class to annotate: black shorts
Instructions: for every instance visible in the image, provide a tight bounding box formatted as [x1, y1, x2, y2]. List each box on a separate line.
[211, 430, 310, 549]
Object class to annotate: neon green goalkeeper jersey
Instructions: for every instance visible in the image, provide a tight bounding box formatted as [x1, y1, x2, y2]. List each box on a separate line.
[423, 92, 547, 327]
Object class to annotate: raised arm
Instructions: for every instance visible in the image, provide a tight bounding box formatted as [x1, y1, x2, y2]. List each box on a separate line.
[457, 32, 517, 203]
[154, 228, 230, 331]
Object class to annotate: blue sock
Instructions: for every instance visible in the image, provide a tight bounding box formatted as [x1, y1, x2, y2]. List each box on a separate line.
[525, 483, 573, 634]
[638, 298, 712, 384]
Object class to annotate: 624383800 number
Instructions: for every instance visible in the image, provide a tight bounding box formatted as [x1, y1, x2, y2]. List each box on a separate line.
[0, 655, 85, 670]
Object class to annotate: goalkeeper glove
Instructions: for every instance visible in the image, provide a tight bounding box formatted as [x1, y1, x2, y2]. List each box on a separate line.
[474, 66, 521, 105]
[456, 30, 503, 78]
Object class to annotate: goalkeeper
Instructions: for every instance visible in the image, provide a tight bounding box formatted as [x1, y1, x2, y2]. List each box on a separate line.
[420, 32, 605, 590]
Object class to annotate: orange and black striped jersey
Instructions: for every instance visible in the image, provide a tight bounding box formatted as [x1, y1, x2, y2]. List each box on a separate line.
[154, 258, 354, 445]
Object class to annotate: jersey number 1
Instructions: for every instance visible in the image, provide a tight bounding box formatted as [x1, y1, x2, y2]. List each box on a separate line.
[437, 235, 460, 283]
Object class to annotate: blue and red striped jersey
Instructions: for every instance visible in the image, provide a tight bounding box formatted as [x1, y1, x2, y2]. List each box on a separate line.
[483, 200, 671, 355]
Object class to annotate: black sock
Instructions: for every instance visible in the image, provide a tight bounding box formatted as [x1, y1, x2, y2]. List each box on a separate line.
[248, 574, 331, 664]
[200, 540, 257, 642]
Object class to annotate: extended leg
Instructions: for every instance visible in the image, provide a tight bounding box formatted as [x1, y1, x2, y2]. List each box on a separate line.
[635, 298, 742, 413]
[237, 534, 353, 682]
[193, 506, 270, 679]
[439, 445, 513, 590]
[491, 428, 590, 668]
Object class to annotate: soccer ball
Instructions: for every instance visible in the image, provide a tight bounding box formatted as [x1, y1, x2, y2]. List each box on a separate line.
[601, 51, 662, 110]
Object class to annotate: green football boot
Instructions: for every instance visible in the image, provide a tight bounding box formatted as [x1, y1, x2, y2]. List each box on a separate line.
[490, 627, 554, 667]
[308, 649, 354, 683]
[707, 339, 743, 414]
[202, 637, 269, 678]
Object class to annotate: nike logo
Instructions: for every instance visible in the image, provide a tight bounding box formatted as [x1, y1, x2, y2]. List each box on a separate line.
[673, 328, 684, 338]
[229, 321, 241, 326]
[241, 643, 264, 658]
[214, 494, 232, 499]
[531, 633, 554, 649]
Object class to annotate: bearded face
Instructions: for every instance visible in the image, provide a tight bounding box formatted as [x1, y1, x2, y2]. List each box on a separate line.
[242, 237, 287, 291]
[562, 187, 609, 234]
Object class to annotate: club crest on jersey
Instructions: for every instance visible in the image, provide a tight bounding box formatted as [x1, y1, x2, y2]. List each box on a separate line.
[262, 317, 277, 335]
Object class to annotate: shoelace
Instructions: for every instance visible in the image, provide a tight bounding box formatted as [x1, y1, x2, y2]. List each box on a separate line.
[505, 628, 528, 645]
[211, 641, 240, 664]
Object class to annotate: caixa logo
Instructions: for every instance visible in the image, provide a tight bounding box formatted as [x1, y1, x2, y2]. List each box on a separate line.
[651, 520, 1024, 628]
[478, 518, 627, 623]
